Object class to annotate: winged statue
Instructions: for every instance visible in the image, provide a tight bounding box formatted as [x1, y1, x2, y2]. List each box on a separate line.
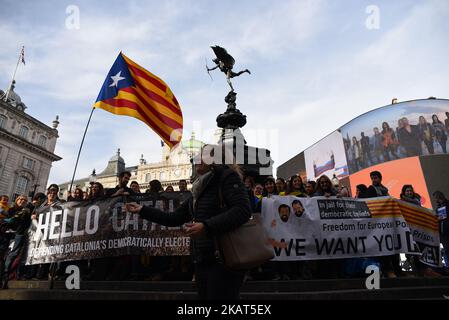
[206, 45, 251, 91]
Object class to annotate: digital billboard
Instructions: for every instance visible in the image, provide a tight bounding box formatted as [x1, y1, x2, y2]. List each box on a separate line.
[304, 130, 349, 181]
[340, 99, 449, 175]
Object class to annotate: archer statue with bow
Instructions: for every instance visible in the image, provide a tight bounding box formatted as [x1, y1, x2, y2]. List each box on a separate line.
[206, 45, 251, 92]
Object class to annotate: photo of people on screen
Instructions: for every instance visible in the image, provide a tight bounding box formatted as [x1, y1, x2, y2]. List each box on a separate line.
[291, 200, 305, 218]
[343, 107, 449, 174]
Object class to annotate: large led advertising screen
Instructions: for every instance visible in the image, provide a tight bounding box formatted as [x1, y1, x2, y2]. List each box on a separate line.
[304, 130, 349, 181]
[340, 99, 449, 175]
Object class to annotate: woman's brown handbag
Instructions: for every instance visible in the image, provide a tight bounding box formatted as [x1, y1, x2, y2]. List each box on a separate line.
[216, 213, 274, 270]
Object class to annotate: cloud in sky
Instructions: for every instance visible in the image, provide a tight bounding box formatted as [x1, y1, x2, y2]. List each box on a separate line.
[0, 0, 448, 185]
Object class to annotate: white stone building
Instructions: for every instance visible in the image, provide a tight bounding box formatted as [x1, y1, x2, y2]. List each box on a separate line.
[58, 133, 204, 198]
[0, 81, 61, 200]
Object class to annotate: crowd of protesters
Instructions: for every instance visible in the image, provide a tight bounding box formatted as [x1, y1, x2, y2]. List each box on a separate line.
[345, 112, 449, 173]
[0, 173, 193, 288]
[243, 171, 447, 281]
[0, 167, 448, 289]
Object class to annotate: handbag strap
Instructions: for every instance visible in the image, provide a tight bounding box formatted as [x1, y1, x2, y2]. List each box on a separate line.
[213, 167, 236, 264]
[217, 167, 235, 210]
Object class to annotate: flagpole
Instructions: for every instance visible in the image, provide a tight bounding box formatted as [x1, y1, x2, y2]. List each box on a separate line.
[68, 107, 96, 195]
[48, 107, 95, 290]
[3, 46, 24, 102]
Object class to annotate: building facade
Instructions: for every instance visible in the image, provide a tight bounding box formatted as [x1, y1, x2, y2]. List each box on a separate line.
[0, 82, 61, 200]
[58, 133, 204, 198]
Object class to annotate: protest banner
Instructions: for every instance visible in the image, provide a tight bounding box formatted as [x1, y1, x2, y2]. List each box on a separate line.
[393, 199, 441, 267]
[261, 196, 440, 267]
[26, 192, 441, 268]
[25, 192, 191, 265]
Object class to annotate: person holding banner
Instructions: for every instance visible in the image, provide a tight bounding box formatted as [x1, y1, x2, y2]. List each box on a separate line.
[400, 186, 441, 277]
[312, 176, 340, 278]
[304, 181, 316, 197]
[366, 171, 389, 198]
[34, 184, 65, 280]
[19, 193, 48, 281]
[434, 191, 449, 268]
[68, 187, 84, 201]
[255, 177, 279, 213]
[130, 181, 141, 194]
[262, 177, 278, 198]
[282, 176, 306, 197]
[88, 182, 105, 200]
[275, 178, 286, 194]
[178, 179, 189, 192]
[106, 171, 135, 197]
[400, 185, 422, 206]
[255, 177, 279, 215]
[313, 175, 337, 197]
[126, 145, 252, 300]
[366, 172, 402, 278]
[355, 184, 368, 198]
[1, 195, 30, 288]
[0, 195, 10, 220]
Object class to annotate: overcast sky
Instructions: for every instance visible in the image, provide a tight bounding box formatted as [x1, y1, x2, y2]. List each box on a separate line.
[1, 0, 448, 185]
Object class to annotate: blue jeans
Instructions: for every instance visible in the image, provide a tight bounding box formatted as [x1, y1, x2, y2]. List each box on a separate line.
[3, 234, 25, 277]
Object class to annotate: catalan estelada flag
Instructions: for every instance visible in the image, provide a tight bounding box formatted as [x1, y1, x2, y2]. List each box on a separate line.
[94, 52, 183, 147]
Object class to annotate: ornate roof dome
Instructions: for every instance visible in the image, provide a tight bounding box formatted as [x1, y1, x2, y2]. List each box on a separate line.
[5, 81, 27, 111]
[181, 132, 205, 151]
[109, 148, 125, 163]
[98, 148, 126, 176]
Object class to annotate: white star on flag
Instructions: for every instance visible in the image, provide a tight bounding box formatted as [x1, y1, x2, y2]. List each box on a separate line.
[109, 71, 126, 87]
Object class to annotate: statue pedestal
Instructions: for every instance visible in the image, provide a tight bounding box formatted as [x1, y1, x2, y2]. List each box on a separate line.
[216, 91, 273, 181]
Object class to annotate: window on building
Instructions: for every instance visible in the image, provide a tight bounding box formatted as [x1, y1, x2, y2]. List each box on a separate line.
[0, 115, 6, 129]
[22, 157, 34, 170]
[145, 173, 151, 182]
[19, 125, 29, 139]
[38, 135, 47, 148]
[16, 176, 29, 195]
[159, 171, 166, 181]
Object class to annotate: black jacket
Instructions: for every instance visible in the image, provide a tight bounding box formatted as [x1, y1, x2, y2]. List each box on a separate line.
[367, 184, 389, 198]
[8, 204, 33, 235]
[105, 186, 135, 197]
[439, 200, 449, 240]
[139, 165, 251, 264]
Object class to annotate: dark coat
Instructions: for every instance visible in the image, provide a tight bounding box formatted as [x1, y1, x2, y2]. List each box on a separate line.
[139, 165, 251, 264]
[439, 200, 449, 242]
[105, 186, 135, 197]
[313, 188, 338, 197]
[8, 205, 33, 235]
[366, 184, 389, 198]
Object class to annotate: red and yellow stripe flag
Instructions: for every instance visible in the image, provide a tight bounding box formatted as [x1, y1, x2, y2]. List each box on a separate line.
[94, 52, 183, 147]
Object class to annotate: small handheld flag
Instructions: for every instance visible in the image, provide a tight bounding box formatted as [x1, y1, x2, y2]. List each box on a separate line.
[94, 52, 183, 148]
